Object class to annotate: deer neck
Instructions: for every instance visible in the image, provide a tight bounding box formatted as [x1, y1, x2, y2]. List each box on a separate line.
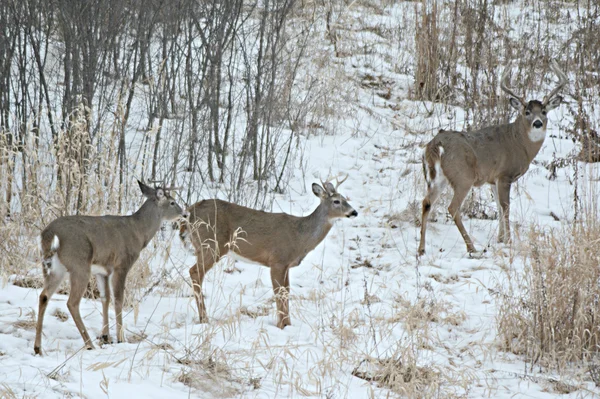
[131, 200, 163, 246]
[301, 202, 333, 248]
[513, 116, 545, 162]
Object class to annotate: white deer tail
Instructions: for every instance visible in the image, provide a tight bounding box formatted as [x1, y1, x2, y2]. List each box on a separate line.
[51, 235, 60, 252]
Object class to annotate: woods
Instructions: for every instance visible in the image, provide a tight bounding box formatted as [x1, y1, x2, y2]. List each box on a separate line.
[0, 0, 307, 223]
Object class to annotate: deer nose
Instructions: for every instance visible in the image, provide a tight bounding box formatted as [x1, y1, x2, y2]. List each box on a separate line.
[182, 210, 190, 218]
[533, 120, 543, 129]
[348, 210, 358, 218]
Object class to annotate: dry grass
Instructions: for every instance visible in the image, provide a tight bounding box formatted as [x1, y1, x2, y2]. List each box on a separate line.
[13, 309, 36, 331]
[176, 356, 243, 397]
[352, 337, 473, 398]
[345, 288, 473, 398]
[52, 308, 69, 322]
[353, 355, 439, 395]
[239, 305, 271, 319]
[497, 210, 600, 369]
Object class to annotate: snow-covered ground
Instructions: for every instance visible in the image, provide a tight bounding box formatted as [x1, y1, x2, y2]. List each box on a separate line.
[1, 1, 600, 398]
[2, 117, 598, 397]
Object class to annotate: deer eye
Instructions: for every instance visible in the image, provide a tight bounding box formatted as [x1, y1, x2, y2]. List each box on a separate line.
[542, 110, 547, 115]
[525, 111, 531, 116]
[333, 200, 341, 205]
[170, 201, 175, 206]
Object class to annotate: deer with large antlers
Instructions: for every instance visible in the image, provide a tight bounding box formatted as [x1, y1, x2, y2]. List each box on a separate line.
[418, 60, 567, 256]
[34, 181, 186, 354]
[180, 177, 358, 329]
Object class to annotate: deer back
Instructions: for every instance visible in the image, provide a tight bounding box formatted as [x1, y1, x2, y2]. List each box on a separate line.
[186, 200, 325, 267]
[41, 182, 185, 271]
[185, 183, 357, 268]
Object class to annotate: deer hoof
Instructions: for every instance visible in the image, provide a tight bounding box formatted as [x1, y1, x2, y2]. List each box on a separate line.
[34, 346, 42, 355]
[277, 319, 291, 329]
[99, 335, 113, 345]
[468, 250, 486, 259]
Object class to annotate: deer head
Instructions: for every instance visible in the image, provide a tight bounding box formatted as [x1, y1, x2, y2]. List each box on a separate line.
[313, 175, 358, 220]
[501, 60, 567, 141]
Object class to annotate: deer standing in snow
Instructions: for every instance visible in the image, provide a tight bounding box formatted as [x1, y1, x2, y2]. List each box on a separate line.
[34, 181, 186, 354]
[418, 60, 567, 256]
[180, 177, 357, 329]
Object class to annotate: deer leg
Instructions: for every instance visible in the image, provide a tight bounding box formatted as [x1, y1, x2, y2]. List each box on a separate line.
[496, 180, 512, 243]
[418, 185, 443, 256]
[96, 274, 112, 344]
[189, 249, 217, 323]
[34, 260, 67, 355]
[448, 186, 478, 254]
[111, 269, 127, 343]
[270, 265, 291, 329]
[492, 183, 505, 241]
[66, 269, 95, 350]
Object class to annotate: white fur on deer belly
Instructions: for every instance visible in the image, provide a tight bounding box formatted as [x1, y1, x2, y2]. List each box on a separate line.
[229, 252, 264, 266]
[528, 127, 546, 142]
[91, 264, 109, 276]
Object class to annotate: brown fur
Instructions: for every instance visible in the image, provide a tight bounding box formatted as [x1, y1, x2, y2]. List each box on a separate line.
[184, 182, 357, 329]
[418, 66, 566, 255]
[34, 181, 185, 355]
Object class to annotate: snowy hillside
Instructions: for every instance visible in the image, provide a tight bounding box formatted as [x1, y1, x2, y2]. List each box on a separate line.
[1, 0, 600, 398]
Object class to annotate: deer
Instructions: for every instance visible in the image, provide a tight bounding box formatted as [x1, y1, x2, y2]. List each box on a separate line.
[180, 177, 358, 329]
[34, 181, 186, 355]
[418, 60, 567, 256]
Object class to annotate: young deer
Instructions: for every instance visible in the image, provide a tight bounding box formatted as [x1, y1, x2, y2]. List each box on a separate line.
[418, 61, 567, 256]
[180, 178, 358, 329]
[34, 181, 186, 355]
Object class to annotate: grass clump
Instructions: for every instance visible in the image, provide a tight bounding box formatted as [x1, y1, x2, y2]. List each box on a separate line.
[498, 215, 600, 369]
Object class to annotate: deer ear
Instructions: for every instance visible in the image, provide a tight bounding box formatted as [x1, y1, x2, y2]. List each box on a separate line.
[323, 182, 336, 195]
[545, 95, 562, 111]
[509, 97, 522, 111]
[312, 183, 326, 198]
[138, 180, 156, 198]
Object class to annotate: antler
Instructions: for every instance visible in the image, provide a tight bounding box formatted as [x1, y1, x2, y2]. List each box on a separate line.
[334, 174, 349, 190]
[500, 63, 527, 107]
[319, 174, 348, 195]
[148, 178, 181, 192]
[542, 60, 568, 106]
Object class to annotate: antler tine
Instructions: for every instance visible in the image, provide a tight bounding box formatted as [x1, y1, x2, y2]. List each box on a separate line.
[543, 60, 568, 105]
[148, 179, 165, 190]
[334, 174, 349, 190]
[500, 63, 527, 107]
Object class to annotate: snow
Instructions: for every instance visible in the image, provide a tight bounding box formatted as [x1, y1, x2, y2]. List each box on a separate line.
[2, 1, 600, 398]
[2, 121, 598, 397]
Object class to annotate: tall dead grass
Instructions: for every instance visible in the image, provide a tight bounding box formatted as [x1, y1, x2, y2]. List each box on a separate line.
[497, 199, 600, 370]
[0, 102, 178, 312]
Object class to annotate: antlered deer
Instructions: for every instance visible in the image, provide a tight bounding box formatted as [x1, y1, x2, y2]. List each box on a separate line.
[418, 60, 567, 255]
[34, 181, 186, 354]
[180, 177, 358, 329]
